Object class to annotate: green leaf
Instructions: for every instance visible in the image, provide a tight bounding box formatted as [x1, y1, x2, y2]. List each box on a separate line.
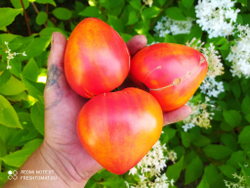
[197, 176, 209, 188]
[223, 110, 242, 127]
[126, 11, 139, 25]
[0, 94, 22, 129]
[165, 156, 184, 181]
[100, 178, 125, 188]
[52, 8, 72, 20]
[221, 133, 238, 151]
[204, 164, 219, 185]
[107, 15, 124, 33]
[23, 58, 40, 82]
[239, 126, 250, 143]
[31, 102, 45, 136]
[218, 165, 236, 179]
[161, 127, 176, 144]
[203, 144, 233, 159]
[30, 0, 56, 6]
[210, 174, 226, 188]
[0, 70, 11, 87]
[0, 76, 26, 96]
[0, 8, 23, 28]
[18, 112, 39, 140]
[181, 131, 192, 148]
[245, 114, 250, 123]
[241, 95, 250, 115]
[192, 135, 211, 147]
[39, 27, 66, 39]
[165, 7, 187, 21]
[230, 81, 241, 99]
[21, 76, 44, 101]
[6, 91, 27, 102]
[8, 129, 29, 146]
[0, 137, 7, 157]
[0, 125, 18, 144]
[182, 0, 194, 9]
[129, 0, 141, 10]
[99, 0, 111, 10]
[185, 156, 203, 184]
[120, 33, 133, 43]
[8, 58, 22, 78]
[1, 139, 43, 167]
[157, 0, 167, 6]
[164, 34, 177, 43]
[141, 6, 162, 19]
[36, 11, 48, 25]
[8, 112, 39, 146]
[79, 6, 100, 17]
[11, 0, 29, 9]
[239, 163, 250, 185]
[226, 150, 246, 169]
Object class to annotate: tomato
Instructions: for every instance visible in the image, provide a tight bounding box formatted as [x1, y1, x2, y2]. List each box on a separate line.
[64, 18, 130, 98]
[130, 43, 208, 111]
[77, 87, 163, 174]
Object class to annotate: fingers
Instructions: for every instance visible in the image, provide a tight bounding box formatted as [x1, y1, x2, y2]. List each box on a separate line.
[47, 32, 67, 68]
[44, 32, 71, 110]
[163, 105, 192, 126]
[126, 35, 147, 57]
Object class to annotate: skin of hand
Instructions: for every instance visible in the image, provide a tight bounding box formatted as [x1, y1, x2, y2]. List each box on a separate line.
[3, 32, 192, 188]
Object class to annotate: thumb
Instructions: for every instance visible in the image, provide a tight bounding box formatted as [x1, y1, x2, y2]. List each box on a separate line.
[44, 32, 69, 110]
[163, 105, 192, 125]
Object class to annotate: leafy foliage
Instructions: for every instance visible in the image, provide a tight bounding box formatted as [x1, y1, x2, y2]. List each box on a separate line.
[0, 0, 250, 187]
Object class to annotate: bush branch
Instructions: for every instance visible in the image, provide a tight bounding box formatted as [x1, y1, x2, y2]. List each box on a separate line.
[31, 2, 48, 27]
[149, 0, 173, 28]
[20, 0, 31, 35]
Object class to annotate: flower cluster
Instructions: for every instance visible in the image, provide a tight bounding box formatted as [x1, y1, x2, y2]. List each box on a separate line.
[200, 77, 225, 97]
[4, 41, 27, 69]
[186, 38, 225, 98]
[142, 0, 153, 7]
[224, 172, 247, 188]
[195, 0, 240, 38]
[154, 16, 193, 37]
[126, 140, 176, 188]
[183, 97, 215, 131]
[186, 38, 224, 78]
[227, 24, 250, 78]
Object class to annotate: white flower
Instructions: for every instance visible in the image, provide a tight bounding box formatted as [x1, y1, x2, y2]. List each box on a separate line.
[200, 77, 225, 98]
[143, 0, 153, 7]
[227, 24, 250, 78]
[186, 38, 224, 78]
[129, 167, 137, 175]
[154, 16, 193, 37]
[183, 98, 216, 129]
[195, 0, 240, 38]
[129, 140, 177, 187]
[182, 123, 195, 132]
[4, 41, 27, 69]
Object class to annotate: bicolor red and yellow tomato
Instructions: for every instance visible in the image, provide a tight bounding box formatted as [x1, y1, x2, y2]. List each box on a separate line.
[64, 18, 130, 98]
[130, 43, 208, 112]
[77, 87, 163, 174]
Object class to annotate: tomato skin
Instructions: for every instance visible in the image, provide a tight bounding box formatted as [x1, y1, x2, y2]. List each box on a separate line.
[77, 87, 163, 174]
[130, 43, 208, 111]
[64, 18, 130, 98]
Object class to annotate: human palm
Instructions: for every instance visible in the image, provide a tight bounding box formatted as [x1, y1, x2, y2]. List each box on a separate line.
[42, 32, 192, 183]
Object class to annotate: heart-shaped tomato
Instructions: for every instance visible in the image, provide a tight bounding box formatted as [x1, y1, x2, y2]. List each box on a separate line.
[77, 87, 163, 174]
[130, 43, 208, 111]
[64, 18, 130, 98]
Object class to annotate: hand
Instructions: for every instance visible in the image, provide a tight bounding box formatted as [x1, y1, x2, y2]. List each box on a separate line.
[4, 32, 191, 188]
[42, 32, 192, 186]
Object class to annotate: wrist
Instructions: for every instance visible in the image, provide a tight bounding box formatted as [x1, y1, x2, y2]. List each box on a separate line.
[40, 141, 90, 187]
